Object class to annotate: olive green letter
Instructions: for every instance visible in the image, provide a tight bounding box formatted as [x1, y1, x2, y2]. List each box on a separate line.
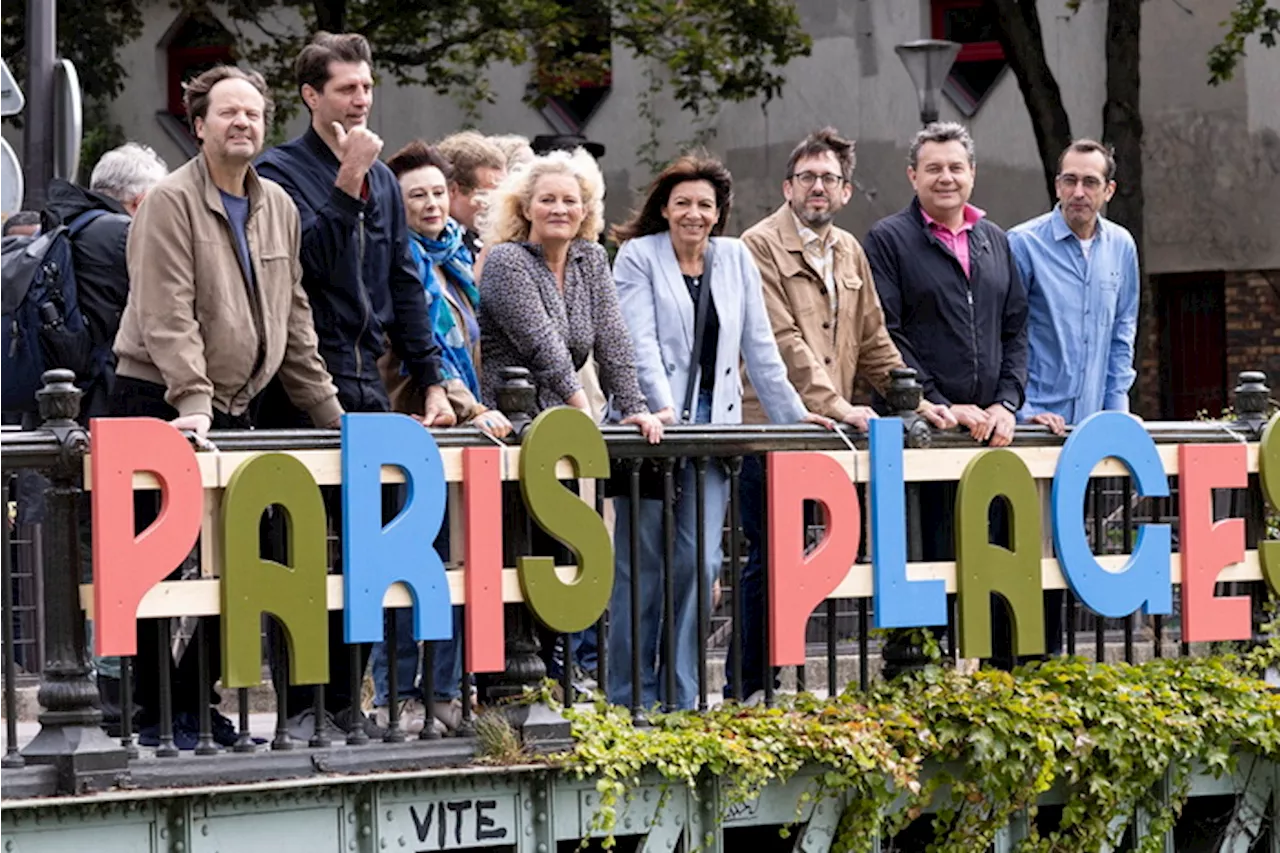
[1261, 413, 1280, 595]
[220, 453, 328, 688]
[518, 407, 612, 633]
[955, 449, 1045, 659]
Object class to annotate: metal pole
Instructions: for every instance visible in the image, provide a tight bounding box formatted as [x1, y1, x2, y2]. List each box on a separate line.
[21, 0, 56, 210]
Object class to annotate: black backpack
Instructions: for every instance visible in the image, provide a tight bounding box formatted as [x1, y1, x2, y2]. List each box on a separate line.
[1, 209, 108, 413]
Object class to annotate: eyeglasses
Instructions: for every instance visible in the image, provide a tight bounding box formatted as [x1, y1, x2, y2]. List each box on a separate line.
[1056, 174, 1106, 191]
[790, 172, 844, 190]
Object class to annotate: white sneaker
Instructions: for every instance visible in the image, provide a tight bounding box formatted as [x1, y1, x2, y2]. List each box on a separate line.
[374, 697, 427, 734]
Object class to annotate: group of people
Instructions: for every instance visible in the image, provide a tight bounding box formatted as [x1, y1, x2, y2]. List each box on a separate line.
[9, 28, 1139, 743]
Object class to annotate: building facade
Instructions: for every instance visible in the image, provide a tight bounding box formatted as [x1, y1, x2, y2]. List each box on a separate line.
[7, 0, 1276, 417]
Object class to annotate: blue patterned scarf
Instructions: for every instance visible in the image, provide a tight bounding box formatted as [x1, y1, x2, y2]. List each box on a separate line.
[408, 220, 481, 396]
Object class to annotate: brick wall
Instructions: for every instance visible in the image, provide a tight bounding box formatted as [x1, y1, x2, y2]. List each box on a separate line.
[1224, 270, 1280, 404]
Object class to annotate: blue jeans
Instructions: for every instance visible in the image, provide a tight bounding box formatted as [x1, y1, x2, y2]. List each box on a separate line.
[607, 391, 724, 711]
[370, 527, 462, 706]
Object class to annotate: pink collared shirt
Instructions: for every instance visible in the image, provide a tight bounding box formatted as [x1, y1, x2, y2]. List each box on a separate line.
[920, 203, 986, 278]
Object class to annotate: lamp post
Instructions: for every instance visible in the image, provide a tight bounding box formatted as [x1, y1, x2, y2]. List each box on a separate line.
[895, 39, 961, 126]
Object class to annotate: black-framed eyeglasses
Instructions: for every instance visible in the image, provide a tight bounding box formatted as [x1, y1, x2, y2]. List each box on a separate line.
[790, 172, 844, 190]
[1056, 173, 1106, 191]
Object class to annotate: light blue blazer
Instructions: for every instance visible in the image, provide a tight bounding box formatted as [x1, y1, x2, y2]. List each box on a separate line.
[612, 233, 806, 425]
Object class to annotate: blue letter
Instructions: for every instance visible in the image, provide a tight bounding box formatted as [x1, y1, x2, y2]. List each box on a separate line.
[1052, 411, 1172, 619]
[341, 413, 451, 643]
[870, 418, 947, 628]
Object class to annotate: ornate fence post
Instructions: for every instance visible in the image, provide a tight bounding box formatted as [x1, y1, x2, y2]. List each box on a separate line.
[488, 367, 571, 748]
[1233, 371, 1270, 435]
[20, 370, 128, 792]
[881, 368, 940, 680]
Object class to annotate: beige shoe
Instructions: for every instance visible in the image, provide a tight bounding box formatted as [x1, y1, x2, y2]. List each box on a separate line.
[374, 697, 427, 734]
[431, 698, 463, 734]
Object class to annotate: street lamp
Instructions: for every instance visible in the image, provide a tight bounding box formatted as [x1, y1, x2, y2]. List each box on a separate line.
[895, 39, 961, 127]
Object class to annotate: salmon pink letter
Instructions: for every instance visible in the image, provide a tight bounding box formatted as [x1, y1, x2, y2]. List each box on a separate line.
[90, 418, 202, 656]
[1178, 444, 1251, 642]
[767, 451, 860, 666]
[463, 447, 504, 672]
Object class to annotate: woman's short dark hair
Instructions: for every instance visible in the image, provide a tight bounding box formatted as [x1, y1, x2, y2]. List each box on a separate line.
[610, 151, 734, 244]
[386, 140, 453, 181]
[295, 31, 373, 97]
[182, 65, 273, 136]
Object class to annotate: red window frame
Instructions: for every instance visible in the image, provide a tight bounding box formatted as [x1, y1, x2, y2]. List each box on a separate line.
[930, 0, 1006, 62]
[167, 44, 234, 118]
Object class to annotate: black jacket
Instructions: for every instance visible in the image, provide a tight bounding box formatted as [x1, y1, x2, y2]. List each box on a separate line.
[864, 198, 1028, 411]
[42, 179, 133, 419]
[256, 127, 444, 407]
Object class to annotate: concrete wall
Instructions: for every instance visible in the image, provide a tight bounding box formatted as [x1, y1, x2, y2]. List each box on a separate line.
[9, 0, 1278, 274]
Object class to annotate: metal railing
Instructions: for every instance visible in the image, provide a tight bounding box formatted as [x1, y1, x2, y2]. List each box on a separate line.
[0, 367, 1274, 798]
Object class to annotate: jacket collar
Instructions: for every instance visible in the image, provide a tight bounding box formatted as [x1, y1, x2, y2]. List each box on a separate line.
[194, 153, 267, 220]
[772, 203, 807, 254]
[303, 125, 342, 168]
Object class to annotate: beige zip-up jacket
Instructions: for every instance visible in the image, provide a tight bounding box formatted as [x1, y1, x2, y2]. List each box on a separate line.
[115, 155, 340, 426]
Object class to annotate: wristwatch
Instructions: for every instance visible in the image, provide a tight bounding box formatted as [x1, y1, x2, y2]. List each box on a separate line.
[999, 399, 1018, 415]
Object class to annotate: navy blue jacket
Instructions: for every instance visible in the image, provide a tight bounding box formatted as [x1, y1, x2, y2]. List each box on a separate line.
[864, 198, 1028, 411]
[256, 128, 444, 402]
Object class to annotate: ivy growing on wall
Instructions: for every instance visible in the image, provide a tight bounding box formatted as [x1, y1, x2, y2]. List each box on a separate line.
[545, 638, 1280, 852]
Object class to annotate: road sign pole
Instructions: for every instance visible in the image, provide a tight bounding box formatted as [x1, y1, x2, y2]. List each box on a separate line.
[21, 0, 56, 210]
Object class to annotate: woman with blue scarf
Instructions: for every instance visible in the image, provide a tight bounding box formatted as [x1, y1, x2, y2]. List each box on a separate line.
[372, 141, 511, 738]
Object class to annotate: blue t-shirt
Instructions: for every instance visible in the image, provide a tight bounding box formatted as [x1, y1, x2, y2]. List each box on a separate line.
[220, 189, 255, 292]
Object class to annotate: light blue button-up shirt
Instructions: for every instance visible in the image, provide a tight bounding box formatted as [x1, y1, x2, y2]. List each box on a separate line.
[1007, 206, 1139, 424]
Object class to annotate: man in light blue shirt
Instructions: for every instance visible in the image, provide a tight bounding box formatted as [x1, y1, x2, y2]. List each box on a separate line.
[1008, 139, 1139, 433]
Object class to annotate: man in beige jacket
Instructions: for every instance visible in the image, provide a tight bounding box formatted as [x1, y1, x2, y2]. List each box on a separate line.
[731, 127, 954, 701]
[111, 65, 341, 750]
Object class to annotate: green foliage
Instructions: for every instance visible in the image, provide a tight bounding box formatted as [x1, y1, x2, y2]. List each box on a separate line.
[79, 100, 127, 183]
[1209, 0, 1280, 84]
[1, 1, 144, 104]
[211, 0, 812, 135]
[532, 649, 1280, 852]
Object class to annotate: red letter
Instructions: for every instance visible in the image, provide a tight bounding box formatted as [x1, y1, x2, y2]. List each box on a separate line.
[91, 418, 203, 656]
[767, 451, 860, 666]
[464, 447, 504, 672]
[1178, 444, 1251, 643]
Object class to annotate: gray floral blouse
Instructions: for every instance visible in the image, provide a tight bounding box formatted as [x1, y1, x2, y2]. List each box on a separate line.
[479, 239, 648, 416]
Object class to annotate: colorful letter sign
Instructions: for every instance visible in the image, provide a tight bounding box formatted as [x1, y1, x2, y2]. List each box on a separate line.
[342, 413, 451, 644]
[954, 449, 1044, 659]
[90, 418, 202, 657]
[766, 452, 860, 666]
[1177, 444, 1251, 643]
[870, 418, 947, 628]
[1261, 414, 1280, 595]
[1053, 412, 1172, 619]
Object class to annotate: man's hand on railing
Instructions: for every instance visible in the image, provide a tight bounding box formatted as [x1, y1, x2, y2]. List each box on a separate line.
[800, 412, 837, 430]
[170, 413, 211, 438]
[979, 404, 1016, 447]
[920, 403, 958, 431]
[841, 406, 879, 432]
[421, 384, 458, 428]
[951, 404, 989, 438]
[620, 411, 665, 444]
[1029, 412, 1067, 436]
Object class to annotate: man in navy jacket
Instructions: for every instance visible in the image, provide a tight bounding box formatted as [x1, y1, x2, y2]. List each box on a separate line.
[256, 32, 452, 423]
[865, 122, 1033, 668]
[255, 32, 454, 741]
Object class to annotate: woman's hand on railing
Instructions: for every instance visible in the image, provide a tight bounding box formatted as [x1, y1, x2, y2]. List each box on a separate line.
[471, 410, 513, 439]
[620, 411, 665, 444]
[421, 385, 458, 428]
[653, 407, 677, 425]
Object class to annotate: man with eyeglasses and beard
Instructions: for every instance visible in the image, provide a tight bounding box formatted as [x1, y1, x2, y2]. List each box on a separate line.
[730, 127, 956, 701]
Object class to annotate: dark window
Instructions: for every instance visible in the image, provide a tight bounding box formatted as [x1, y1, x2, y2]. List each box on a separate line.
[533, 0, 612, 134]
[1156, 272, 1227, 420]
[166, 12, 235, 122]
[931, 0, 1008, 116]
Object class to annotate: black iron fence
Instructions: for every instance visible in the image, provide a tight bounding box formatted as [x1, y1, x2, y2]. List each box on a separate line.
[1, 368, 1275, 796]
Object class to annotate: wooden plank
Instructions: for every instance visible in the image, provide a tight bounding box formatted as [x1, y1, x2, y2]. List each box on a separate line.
[79, 551, 1264, 619]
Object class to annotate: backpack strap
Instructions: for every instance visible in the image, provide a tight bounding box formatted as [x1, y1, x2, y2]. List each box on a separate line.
[66, 209, 110, 237]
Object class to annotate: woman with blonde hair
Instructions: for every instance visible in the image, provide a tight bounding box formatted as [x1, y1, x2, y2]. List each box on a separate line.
[479, 148, 662, 687]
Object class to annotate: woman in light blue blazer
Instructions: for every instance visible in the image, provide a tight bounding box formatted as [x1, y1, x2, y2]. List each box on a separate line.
[607, 153, 830, 711]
